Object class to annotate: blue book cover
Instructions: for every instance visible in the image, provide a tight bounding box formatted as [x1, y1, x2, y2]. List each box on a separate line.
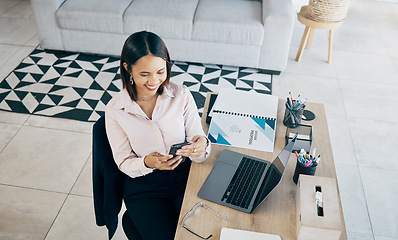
[207, 89, 278, 152]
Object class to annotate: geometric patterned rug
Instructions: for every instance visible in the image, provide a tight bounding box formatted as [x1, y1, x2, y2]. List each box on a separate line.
[0, 47, 272, 122]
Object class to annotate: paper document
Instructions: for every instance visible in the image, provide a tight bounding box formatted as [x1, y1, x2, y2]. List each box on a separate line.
[207, 89, 278, 152]
[220, 228, 281, 240]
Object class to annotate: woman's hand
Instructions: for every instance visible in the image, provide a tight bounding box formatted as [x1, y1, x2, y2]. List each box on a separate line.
[176, 135, 208, 158]
[144, 152, 182, 170]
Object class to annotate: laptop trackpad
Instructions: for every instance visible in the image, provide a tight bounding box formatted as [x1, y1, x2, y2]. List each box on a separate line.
[198, 162, 236, 200]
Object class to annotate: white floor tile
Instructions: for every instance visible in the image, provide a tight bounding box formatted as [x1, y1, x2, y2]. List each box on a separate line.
[340, 79, 398, 121]
[374, 236, 398, 240]
[327, 114, 357, 165]
[0, 110, 29, 124]
[0, 17, 37, 45]
[0, 43, 21, 69]
[0, 0, 20, 16]
[334, 51, 398, 85]
[347, 232, 375, 240]
[373, 2, 398, 58]
[335, 164, 373, 235]
[393, 57, 398, 71]
[70, 155, 92, 197]
[0, 122, 21, 152]
[360, 167, 398, 237]
[333, 27, 388, 55]
[25, 34, 39, 47]
[343, 0, 382, 31]
[377, 27, 398, 59]
[25, 115, 94, 134]
[1, 0, 34, 19]
[0, 184, 66, 240]
[349, 117, 398, 170]
[0, 125, 91, 192]
[45, 195, 127, 240]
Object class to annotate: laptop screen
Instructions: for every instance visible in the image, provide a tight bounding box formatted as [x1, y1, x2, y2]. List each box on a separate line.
[252, 164, 282, 210]
[251, 134, 297, 210]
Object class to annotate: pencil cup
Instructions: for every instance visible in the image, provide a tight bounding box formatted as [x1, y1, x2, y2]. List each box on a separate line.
[293, 159, 317, 184]
[283, 102, 305, 128]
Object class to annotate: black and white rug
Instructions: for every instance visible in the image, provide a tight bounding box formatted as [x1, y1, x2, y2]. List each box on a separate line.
[0, 47, 272, 122]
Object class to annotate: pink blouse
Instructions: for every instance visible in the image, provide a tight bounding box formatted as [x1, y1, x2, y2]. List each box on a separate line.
[105, 82, 211, 178]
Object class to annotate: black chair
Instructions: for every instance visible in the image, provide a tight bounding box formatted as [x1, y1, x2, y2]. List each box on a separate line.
[92, 115, 142, 240]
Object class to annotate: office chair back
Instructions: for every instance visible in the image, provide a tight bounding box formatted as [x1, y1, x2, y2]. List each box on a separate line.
[92, 115, 142, 240]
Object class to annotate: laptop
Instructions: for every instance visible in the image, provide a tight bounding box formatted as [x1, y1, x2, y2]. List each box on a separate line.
[197, 133, 297, 213]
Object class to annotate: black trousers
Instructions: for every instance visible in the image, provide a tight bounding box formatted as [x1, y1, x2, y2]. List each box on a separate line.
[123, 160, 191, 240]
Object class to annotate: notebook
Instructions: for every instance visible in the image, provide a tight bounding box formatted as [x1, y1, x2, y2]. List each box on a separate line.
[197, 133, 297, 213]
[220, 228, 281, 240]
[207, 89, 279, 152]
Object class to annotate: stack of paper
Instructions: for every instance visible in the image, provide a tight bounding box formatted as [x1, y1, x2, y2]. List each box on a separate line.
[207, 89, 279, 152]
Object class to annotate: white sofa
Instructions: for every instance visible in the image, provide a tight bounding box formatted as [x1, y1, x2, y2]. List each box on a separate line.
[31, 0, 294, 73]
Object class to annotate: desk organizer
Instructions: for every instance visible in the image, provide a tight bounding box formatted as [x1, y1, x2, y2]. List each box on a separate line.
[285, 124, 312, 152]
[293, 158, 317, 184]
[296, 175, 343, 240]
[283, 101, 305, 128]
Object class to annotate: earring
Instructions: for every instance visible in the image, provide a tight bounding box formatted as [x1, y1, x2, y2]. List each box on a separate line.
[130, 73, 134, 85]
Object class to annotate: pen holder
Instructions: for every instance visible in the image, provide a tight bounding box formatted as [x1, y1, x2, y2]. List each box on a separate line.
[293, 158, 317, 184]
[283, 102, 305, 128]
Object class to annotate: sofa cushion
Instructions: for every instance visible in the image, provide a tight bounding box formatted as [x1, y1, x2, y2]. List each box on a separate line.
[123, 0, 199, 40]
[56, 0, 133, 34]
[192, 0, 264, 46]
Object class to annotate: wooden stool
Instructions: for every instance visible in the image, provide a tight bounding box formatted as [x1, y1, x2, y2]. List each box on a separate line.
[295, 6, 344, 63]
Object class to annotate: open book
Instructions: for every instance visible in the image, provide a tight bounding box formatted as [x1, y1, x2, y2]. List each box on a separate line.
[207, 89, 278, 152]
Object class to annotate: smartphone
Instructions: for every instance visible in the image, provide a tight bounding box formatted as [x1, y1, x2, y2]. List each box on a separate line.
[169, 142, 190, 163]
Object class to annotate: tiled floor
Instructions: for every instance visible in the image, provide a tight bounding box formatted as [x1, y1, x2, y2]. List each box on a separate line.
[0, 0, 397, 239]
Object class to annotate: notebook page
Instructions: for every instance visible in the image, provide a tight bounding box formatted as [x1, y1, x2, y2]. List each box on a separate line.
[212, 89, 278, 119]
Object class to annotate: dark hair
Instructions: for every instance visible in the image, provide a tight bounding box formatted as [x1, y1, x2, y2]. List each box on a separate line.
[120, 31, 171, 101]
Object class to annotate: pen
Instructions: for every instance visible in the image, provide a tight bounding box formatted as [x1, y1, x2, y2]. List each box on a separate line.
[286, 100, 296, 124]
[285, 101, 291, 109]
[293, 101, 301, 110]
[311, 147, 316, 159]
[296, 98, 307, 110]
[305, 160, 312, 167]
[298, 156, 304, 165]
[287, 97, 292, 108]
[311, 162, 318, 167]
[286, 102, 300, 123]
[289, 91, 294, 104]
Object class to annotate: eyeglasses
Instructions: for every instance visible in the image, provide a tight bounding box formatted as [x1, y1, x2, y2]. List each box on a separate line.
[181, 201, 228, 239]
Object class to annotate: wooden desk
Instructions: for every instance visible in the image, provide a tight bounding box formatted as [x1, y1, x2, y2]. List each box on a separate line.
[175, 93, 347, 240]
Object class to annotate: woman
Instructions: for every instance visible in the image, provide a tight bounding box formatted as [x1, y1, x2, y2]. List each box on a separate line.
[105, 31, 211, 239]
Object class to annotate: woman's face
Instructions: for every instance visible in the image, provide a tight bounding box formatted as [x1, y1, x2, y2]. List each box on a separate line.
[126, 54, 167, 98]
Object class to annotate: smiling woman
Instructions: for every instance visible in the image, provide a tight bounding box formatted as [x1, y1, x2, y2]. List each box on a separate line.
[119, 31, 172, 102]
[104, 31, 211, 240]
[125, 55, 167, 119]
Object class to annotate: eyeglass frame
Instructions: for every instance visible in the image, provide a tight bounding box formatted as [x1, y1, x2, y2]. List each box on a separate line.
[180, 201, 228, 239]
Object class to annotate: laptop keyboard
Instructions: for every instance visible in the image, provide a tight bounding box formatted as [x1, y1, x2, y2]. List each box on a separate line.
[221, 156, 267, 209]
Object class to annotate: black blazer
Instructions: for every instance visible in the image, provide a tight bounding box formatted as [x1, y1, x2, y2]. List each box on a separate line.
[92, 115, 124, 239]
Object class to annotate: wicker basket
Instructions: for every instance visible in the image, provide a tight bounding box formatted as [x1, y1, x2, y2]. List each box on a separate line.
[307, 0, 350, 22]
